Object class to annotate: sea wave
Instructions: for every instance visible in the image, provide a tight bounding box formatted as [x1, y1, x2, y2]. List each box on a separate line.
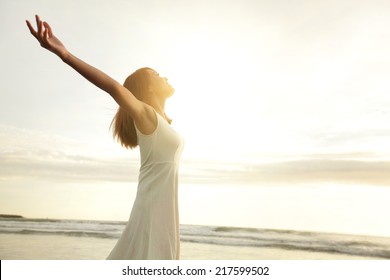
[8, 229, 114, 239]
[1, 218, 390, 259]
[180, 225, 390, 259]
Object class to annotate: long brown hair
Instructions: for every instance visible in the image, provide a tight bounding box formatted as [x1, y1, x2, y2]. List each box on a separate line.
[111, 67, 152, 149]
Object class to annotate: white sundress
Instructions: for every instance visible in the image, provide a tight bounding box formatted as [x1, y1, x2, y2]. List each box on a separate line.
[107, 112, 184, 260]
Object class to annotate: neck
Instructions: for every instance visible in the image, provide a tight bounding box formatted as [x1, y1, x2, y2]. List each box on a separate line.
[147, 97, 171, 123]
[149, 98, 165, 114]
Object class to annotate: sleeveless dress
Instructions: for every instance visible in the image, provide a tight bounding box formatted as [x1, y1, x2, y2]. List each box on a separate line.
[106, 112, 184, 260]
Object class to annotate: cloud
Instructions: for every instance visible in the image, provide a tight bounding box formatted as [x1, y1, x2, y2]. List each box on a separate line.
[240, 159, 390, 186]
[0, 124, 139, 183]
[179, 152, 390, 186]
[2, 124, 390, 187]
[0, 149, 139, 183]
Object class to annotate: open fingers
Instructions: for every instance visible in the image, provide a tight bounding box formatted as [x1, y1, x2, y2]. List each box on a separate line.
[27, 15, 56, 50]
[28, 15, 49, 44]
[26, 15, 44, 40]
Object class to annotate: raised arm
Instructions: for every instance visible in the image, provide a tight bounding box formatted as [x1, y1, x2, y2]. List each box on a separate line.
[26, 15, 145, 120]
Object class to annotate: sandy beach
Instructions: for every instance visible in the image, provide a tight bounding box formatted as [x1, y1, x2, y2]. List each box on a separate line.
[0, 233, 377, 260]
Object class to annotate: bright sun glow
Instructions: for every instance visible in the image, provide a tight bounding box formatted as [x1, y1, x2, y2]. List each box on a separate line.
[164, 35, 281, 161]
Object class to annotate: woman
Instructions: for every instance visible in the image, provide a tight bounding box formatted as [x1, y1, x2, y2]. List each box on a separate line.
[26, 15, 184, 260]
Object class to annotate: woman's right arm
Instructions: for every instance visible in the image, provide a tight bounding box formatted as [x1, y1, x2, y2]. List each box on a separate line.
[26, 15, 145, 120]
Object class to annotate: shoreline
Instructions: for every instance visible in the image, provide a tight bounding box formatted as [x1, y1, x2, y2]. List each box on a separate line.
[0, 233, 380, 260]
[2, 216, 390, 240]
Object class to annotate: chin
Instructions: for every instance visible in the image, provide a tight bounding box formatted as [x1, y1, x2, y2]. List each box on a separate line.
[167, 87, 175, 97]
[160, 85, 174, 98]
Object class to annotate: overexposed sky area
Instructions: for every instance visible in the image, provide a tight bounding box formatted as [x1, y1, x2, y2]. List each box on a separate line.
[1, 0, 390, 236]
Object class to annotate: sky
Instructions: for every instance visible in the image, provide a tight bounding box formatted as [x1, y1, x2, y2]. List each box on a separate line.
[1, 0, 390, 237]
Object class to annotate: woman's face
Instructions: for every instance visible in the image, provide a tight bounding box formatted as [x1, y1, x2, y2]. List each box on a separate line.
[147, 69, 174, 98]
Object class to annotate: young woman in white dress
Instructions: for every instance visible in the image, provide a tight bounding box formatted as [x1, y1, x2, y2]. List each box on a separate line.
[26, 15, 184, 260]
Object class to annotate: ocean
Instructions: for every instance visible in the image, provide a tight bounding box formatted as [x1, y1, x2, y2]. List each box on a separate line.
[1, 217, 390, 260]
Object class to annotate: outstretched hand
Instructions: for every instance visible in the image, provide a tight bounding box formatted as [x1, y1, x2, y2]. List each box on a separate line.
[26, 15, 68, 59]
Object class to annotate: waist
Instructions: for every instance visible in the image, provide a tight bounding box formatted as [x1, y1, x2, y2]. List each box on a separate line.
[140, 161, 179, 170]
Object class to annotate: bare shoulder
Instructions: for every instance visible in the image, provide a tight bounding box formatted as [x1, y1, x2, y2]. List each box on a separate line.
[133, 104, 158, 135]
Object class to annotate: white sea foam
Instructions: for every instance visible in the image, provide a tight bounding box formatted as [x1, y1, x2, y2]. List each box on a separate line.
[1, 218, 390, 259]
